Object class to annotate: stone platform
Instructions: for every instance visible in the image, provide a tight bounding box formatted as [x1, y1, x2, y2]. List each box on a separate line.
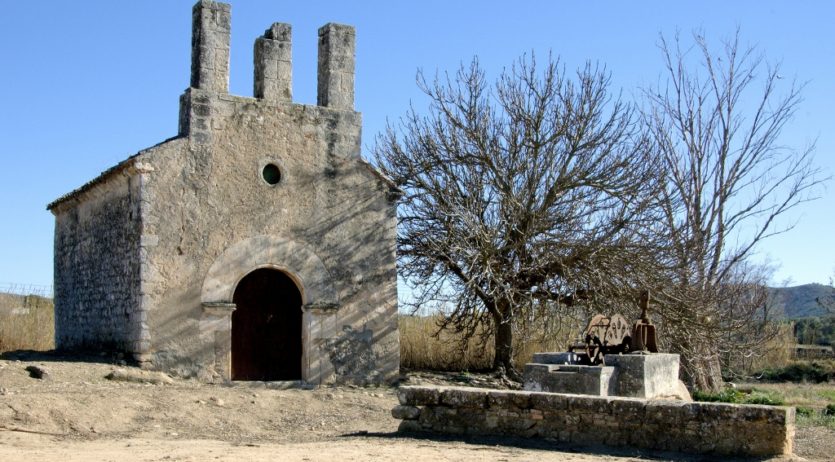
[523, 352, 681, 399]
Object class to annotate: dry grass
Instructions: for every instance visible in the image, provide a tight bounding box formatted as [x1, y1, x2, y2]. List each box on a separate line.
[725, 322, 796, 377]
[0, 293, 54, 352]
[750, 382, 835, 408]
[743, 382, 835, 429]
[399, 314, 575, 371]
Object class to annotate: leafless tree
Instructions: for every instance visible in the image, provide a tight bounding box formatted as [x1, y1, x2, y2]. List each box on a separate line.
[642, 30, 825, 391]
[817, 271, 835, 313]
[374, 54, 661, 377]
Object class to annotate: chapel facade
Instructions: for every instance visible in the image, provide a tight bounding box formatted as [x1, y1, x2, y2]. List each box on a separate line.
[47, 1, 400, 384]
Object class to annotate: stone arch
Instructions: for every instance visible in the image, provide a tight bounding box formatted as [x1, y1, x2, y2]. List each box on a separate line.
[201, 235, 338, 307]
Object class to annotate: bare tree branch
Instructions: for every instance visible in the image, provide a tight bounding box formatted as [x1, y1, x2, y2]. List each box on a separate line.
[642, 29, 827, 391]
[376, 54, 661, 376]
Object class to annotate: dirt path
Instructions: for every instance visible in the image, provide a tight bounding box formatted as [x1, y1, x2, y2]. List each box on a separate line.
[0, 433, 680, 462]
[0, 354, 823, 461]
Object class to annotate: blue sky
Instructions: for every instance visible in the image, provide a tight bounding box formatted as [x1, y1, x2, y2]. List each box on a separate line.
[0, 1, 832, 290]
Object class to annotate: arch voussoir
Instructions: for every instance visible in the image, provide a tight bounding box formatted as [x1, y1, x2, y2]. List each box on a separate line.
[201, 235, 338, 307]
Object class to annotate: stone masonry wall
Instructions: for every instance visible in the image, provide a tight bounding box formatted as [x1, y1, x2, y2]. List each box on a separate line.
[394, 386, 795, 457]
[53, 170, 144, 353]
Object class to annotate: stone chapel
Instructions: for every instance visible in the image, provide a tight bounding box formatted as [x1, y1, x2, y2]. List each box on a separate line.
[47, 1, 400, 385]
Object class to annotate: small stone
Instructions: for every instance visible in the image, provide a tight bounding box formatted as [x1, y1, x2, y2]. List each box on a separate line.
[397, 420, 423, 433]
[105, 368, 173, 385]
[391, 405, 421, 420]
[25, 365, 49, 379]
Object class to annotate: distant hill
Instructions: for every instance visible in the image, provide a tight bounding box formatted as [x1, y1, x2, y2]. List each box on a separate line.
[770, 283, 835, 319]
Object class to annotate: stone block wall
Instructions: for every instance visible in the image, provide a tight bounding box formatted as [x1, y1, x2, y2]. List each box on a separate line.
[52, 169, 144, 353]
[606, 353, 679, 398]
[524, 353, 681, 399]
[524, 363, 614, 395]
[394, 385, 795, 457]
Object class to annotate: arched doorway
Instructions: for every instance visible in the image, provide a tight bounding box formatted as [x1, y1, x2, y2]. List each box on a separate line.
[231, 268, 302, 380]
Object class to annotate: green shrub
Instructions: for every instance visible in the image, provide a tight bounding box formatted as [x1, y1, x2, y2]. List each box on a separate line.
[693, 388, 785, 406]
[745, 392, 785, 406]
[796, 406, 814, 417]
[693, 388, 745, 404]
[759, 360, 835, 383]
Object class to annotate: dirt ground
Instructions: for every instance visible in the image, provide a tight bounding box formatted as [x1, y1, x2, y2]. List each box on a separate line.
[0, 352, 828, 462]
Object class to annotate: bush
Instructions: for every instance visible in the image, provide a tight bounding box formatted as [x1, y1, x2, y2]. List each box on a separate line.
[825, 404, 835, 417]
[693, 388, 784, 406]
[745, 392, 785, 406]
[759, 360, 835, 383]
[693, 388, 745, 404]
[796, 406, 815, 417]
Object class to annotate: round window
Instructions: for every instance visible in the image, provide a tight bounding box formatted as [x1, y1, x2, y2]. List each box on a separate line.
[262, 164, 281, 185]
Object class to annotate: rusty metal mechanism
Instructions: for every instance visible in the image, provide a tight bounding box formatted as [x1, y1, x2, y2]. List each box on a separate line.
[569, 313, 632, 365]
[568, 290, 659, 365]
[631, 290, 658, 353]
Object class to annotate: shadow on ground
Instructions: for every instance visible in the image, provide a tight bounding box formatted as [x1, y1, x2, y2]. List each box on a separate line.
[0, 349, 130, 366]
[340, 430, 784, 462]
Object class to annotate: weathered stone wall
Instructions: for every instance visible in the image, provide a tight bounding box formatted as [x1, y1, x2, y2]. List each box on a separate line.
[606, 353, 680, 398]
[52, 170, 144, 353]
[394, 386, 795, 457]
[524, 363, 614, 395]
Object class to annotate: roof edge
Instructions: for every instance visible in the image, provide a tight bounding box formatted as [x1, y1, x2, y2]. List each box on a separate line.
[47, 135, 184, 213]
[358, 158, 403, 200]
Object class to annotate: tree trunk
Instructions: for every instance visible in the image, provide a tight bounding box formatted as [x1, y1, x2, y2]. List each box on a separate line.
[681, 348, 724, 392]
[492, 315, 516, 376]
